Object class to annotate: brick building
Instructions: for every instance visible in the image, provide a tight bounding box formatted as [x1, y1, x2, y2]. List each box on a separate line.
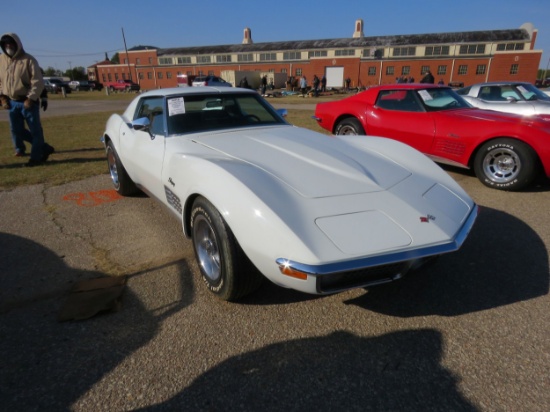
[90, 20, 542, 91]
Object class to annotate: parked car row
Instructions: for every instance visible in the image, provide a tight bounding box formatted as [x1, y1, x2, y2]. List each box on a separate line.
[68, 80, 103, 91]
[44, 78, 105, 94]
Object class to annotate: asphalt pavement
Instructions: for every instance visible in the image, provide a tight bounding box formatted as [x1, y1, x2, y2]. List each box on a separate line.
[0, 100, 549, 411]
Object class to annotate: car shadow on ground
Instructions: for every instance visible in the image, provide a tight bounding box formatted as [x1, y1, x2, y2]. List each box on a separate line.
[344, 206, 549, 317]
[136, 329, 477, 411]
[0, 232, 193, 410]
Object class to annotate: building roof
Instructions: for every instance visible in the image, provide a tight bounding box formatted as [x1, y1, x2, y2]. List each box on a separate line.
[156, 28, 531, 56]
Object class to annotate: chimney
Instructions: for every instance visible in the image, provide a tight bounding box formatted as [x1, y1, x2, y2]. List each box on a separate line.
[242, 27, 253, 44]
[353, 19, 364, 38]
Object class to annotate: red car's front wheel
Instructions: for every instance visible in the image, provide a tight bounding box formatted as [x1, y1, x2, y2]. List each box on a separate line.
[473, 138, 538, 191]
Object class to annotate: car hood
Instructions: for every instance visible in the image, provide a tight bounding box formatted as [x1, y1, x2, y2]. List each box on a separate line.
[193, 126, 413, 198]
[445, 107, 545, 123]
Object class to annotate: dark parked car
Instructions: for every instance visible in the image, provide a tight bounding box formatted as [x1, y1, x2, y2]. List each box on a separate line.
[68, 80, 95, 91]
[87, 81, 103, 91]
[192, 75, 232, 87]
[44, 78, 71, 94]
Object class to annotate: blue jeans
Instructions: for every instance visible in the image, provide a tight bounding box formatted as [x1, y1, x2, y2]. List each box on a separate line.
[9, 100, 44, 160]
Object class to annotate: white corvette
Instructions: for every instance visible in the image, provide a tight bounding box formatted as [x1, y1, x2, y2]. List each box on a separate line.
[102, 87, 478, 301]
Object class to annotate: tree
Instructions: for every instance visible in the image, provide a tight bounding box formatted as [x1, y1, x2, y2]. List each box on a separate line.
[63, 67, 87, 81]
[111, 53, 120, 64]
[44, 66, 62, 77]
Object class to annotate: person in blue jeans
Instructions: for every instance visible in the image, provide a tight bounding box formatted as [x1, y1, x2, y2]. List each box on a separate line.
[0, 33, 54, 167]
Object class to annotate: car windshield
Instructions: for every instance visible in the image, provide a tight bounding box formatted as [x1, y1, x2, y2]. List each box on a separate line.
[376, 87, 471, 112]
[165, 92, 287, 135]
[513, 84, 550, 101]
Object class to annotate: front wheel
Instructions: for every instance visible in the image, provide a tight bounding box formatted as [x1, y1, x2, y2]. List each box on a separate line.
[473, 138, 538, 191]
[191, 197, 262, 301]
[335, 118, 365, 135]
[106, 141, 138, 196]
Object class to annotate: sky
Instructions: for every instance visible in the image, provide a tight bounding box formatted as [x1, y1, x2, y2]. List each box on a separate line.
[5, 0, 550, 76]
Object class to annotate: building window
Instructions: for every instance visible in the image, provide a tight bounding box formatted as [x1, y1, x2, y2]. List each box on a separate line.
[459, 44, 486, 55]
[136, 58, 141, 64]
[476, 65, 486, 75]
[216, 55, 232, 63]
[497, 43, 525, 51]
[308, 50, 327, 58]
[362, 49, 372, 57]
[259, 53, 277, 61]
[335, 49, 355, 56]
[167, 72, 172, 79]
[237, 53, 253, 62]
[197, 55, 211, 63]
[368, 67, 376, 76]
[147, 72, 152, 79]
[401, 66, 410, 76]
[283, 51, 301, 60]
[177, 57, 191, 64]
[159, 57, 172, 65]
[392, 47, 416, 57]
[425, 45, 450, 56]
[281, 68, 287, 74]
[186, 71, 192, 76]
[386, 66, 394, 76]
[158, 72, 163, 79]
[208, 70, 214, 76]
[458, 65, 468, 75]
[115, 73, 119, 80]
[437, 65, 447, 75]
[148, 58, 153, 64]
[138, 72, 144, 80]
[295, 68, 302, 76]
[510, 64, 519, 75]
[421, 66, 430, 75]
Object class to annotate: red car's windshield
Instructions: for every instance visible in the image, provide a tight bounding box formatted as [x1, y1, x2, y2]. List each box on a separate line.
[376, 88, 471, 112]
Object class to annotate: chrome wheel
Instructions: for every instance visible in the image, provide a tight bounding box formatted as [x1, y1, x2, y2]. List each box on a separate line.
[474, 138, 538, 191]
[481, 146, 521, 184]
[107, 147, 120, 190]
[335, 118, 365, 136]
[193, 214, 221, 283]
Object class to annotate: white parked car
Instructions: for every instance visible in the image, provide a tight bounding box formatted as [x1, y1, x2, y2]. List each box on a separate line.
[102, 87, 478, 301]
[456, 81, 550, 116]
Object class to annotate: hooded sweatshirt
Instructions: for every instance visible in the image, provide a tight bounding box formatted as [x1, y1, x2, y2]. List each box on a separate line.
[0, 32, 44, 101]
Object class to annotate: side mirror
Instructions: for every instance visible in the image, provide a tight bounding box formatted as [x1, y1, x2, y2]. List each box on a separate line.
[277, 108, 288, 118]
[131, 117, 151, 131]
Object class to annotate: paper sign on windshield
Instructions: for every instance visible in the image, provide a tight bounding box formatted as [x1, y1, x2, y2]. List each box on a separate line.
[168, 97, 186, 116]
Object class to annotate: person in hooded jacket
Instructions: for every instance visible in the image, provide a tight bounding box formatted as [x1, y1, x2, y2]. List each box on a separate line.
[0, 33, 54, 166]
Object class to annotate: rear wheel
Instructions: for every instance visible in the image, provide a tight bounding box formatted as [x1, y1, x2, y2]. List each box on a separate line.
[106, 141, 138, 196]
[473, 138, 538, 191]
[191, 197, 262, 301]
[335, 118, 365, 135]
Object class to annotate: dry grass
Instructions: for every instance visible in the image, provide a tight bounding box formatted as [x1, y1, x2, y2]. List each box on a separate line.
[0, 91, 347, 190]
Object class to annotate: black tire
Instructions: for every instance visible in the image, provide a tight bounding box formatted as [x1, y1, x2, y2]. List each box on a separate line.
[335, 118, 365, 135]
[106, 140, 138, 196]
[191, 197, 263, 301]
[473, 138, 538, 191]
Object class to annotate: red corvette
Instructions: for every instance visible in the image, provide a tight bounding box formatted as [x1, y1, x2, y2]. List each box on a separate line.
[314, 84, 550, 191]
